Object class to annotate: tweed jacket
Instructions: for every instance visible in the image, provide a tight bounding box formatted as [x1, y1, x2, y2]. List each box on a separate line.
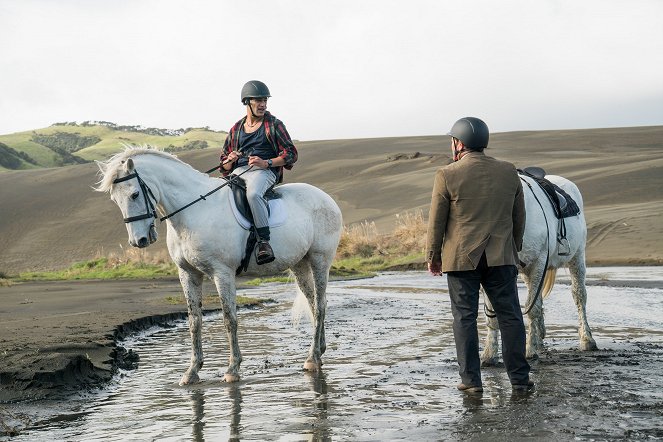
[426, 151, 525, 272]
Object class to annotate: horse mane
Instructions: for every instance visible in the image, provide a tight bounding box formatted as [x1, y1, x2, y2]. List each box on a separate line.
[94, 145, 193, 192]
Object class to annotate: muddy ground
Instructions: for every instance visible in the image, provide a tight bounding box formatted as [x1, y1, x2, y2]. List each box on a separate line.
[1, 270, 663, 440]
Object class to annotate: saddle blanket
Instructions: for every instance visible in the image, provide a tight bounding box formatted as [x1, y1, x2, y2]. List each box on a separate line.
[228, 190, 287, 230]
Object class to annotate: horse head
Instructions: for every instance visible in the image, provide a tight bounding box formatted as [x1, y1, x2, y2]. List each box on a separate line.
[97, 156, 159, 248]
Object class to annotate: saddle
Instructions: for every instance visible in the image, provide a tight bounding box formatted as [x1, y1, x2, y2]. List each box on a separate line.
[226, 176, 282, 225]
[518, 167, 580, 219]
[225, 176, 283, 275]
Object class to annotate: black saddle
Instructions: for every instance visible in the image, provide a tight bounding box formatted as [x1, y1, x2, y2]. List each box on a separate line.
[226, 176, 282, 225]
[225, 175, 282, 275]
[519, 167, 580, 219]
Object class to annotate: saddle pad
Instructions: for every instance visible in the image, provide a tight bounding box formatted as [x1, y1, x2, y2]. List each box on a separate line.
[228, 190, 287, 230]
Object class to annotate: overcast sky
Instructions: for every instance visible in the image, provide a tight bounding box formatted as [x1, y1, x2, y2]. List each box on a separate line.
[1, 0, 662, 141]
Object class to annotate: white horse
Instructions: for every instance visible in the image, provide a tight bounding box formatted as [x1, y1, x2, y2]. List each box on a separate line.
[95, 147, 343, 384]
[481, 173, 598, 366]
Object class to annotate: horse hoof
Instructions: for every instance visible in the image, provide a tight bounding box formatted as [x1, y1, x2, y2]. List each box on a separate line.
[580, 340, 598, 351]
[179, 372, 200, 386]
[224, 373, 240, 383]
[481, 357, 499, 367]
[303, 360, 322, 372]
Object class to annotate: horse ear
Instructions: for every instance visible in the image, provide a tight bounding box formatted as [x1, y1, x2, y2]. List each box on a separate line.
[125, 158, 135, 173]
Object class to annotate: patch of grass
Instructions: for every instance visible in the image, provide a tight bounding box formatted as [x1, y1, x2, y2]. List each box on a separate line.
[244, 275, 293, 286]
[8, 210, 427, 283]
[164, 293, 273, 307]
[334, 210, 426, 273]
[15, 250, 177, 281]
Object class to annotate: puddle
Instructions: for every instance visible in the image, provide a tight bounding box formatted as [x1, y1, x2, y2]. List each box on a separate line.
[5, 270, 663, 441]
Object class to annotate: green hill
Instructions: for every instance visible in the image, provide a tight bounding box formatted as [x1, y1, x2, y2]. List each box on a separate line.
[0, 121, 227, 171]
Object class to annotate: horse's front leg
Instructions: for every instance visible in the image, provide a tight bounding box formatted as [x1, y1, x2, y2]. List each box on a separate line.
[480, 292, 500, 366]
[570, 252, 598, 351]
[213, 272, 242, 382]
[178, 267, 205, 385]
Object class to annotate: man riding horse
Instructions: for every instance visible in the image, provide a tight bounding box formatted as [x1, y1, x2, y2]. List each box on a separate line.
[220, 80, 298, 264]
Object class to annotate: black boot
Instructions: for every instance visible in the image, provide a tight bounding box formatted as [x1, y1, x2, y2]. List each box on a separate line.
[256, 240, 275, 265]
[255, 227, 275, 265]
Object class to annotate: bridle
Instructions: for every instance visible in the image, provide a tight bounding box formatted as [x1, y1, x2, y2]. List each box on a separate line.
[112, 171, 158, 223]
[112, 162, 253, 225]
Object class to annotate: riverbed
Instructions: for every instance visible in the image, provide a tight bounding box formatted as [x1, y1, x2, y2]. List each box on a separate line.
[4, 268, 663, 441]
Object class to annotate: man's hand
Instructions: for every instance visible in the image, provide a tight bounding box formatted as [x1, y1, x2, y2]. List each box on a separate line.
[248, 155, 269, 169]
[428, 260, 442, 276]
[227, 151, 241, 163]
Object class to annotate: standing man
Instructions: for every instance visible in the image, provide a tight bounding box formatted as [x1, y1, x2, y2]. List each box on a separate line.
[220, 80, 298, 264]
[426, 117, 533, 394]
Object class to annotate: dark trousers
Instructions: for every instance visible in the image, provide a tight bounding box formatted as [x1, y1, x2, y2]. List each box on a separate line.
[446, 253, 530, 386]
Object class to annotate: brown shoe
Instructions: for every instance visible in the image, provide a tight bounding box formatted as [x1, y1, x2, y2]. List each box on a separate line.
[512, 380, 535, 392]
[256, 240, 275, 265]
[457, 383, 483, 394]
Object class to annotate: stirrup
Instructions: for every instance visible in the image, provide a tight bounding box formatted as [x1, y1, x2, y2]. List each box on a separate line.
[255, 240, 275, 265]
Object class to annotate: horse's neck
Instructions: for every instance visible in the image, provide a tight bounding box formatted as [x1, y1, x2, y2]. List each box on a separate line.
[135, 155, 217, 218]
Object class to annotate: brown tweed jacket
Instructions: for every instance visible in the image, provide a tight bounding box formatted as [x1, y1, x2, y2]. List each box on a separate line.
[426, 151, 525, 272]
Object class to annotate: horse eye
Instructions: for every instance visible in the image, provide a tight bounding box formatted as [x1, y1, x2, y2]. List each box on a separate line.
[131, 191, 140, 200]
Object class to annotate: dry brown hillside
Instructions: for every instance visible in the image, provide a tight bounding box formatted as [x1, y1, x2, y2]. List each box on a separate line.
[1, 126, 662, 273]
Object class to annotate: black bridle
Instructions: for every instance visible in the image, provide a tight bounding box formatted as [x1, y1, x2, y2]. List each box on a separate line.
[112, 163, 252, 224]
[112, 171, 158, 224]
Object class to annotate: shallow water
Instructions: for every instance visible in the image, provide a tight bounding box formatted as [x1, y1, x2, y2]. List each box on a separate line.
[7, 268, 663, 441]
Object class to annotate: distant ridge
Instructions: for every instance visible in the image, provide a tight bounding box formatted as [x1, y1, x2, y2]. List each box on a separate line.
[0, 121, 227, 171]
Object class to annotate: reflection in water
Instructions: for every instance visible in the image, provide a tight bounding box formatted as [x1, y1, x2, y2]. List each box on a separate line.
[305, 371, 331, 440]
[190, 390, 205, 442]
[14, 270, 663, 441]
[227, 384, 243, 440]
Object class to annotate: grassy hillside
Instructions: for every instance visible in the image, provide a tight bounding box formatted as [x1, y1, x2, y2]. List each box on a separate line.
[0, 121, 227, 170]
[0, 125, 661, 274]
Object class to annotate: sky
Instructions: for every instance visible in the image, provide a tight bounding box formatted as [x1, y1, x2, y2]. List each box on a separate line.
[1, 0, 662, 141]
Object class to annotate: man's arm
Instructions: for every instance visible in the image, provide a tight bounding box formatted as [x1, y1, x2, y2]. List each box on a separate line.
[513, 178, 526, 251]
[426, 169, 450, 274]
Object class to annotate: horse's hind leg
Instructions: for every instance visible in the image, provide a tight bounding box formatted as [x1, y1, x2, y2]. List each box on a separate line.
[292, 255, 328, 371]
[569, 249, 598, 351]
[178, 267, 205, 385]
[213, 270, 243, 382]
[480, 291, 501, 367]
[522, 262, 546, 359]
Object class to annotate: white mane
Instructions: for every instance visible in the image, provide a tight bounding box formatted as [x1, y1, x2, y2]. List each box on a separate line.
[94, 145, 192, 192]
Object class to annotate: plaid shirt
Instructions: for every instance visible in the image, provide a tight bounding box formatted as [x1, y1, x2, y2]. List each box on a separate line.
[220, 111, 297, 183]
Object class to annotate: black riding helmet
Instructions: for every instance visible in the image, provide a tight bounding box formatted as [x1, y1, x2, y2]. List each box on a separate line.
[241, 80, 271, 105]
[447, 117, 489, 149]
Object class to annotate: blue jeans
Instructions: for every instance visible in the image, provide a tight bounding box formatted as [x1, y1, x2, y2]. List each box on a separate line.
[446, 253, 530, 386]
[231, 166, 276, 231]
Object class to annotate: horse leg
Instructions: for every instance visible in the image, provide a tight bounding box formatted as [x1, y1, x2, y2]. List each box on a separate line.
[213, 271, 243, 382]
[569, 250, 598, 351]
[178, 267, 205, 385]
[522, 262, 546, 359]
[480, 290, 501, 367]
[293, 255, 328, 371]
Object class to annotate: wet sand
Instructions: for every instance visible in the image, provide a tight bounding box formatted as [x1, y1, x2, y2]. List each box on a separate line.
[2, 271, 662, 440]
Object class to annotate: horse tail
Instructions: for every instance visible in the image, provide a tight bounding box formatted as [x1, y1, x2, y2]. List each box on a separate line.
[290, 271, 313, 326]
[542, 267, 558, 299]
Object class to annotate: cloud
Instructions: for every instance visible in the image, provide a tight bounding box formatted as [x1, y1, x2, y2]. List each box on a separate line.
[1, 0, 662, 140]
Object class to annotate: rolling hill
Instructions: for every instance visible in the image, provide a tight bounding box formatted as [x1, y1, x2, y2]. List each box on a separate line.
[0, 125, 662, 273]
[0, 121, 227, 170]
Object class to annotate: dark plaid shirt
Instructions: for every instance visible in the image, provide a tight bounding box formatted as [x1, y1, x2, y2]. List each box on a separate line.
[220, 111, 297, 183]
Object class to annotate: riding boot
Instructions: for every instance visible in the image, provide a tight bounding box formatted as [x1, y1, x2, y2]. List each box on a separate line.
[255, 227, 275, 265]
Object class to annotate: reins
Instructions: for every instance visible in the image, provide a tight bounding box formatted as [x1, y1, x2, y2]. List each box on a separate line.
[113, 159, 252, 224]
[159, 165, 252, 222]
[484, 176, 550, 319]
